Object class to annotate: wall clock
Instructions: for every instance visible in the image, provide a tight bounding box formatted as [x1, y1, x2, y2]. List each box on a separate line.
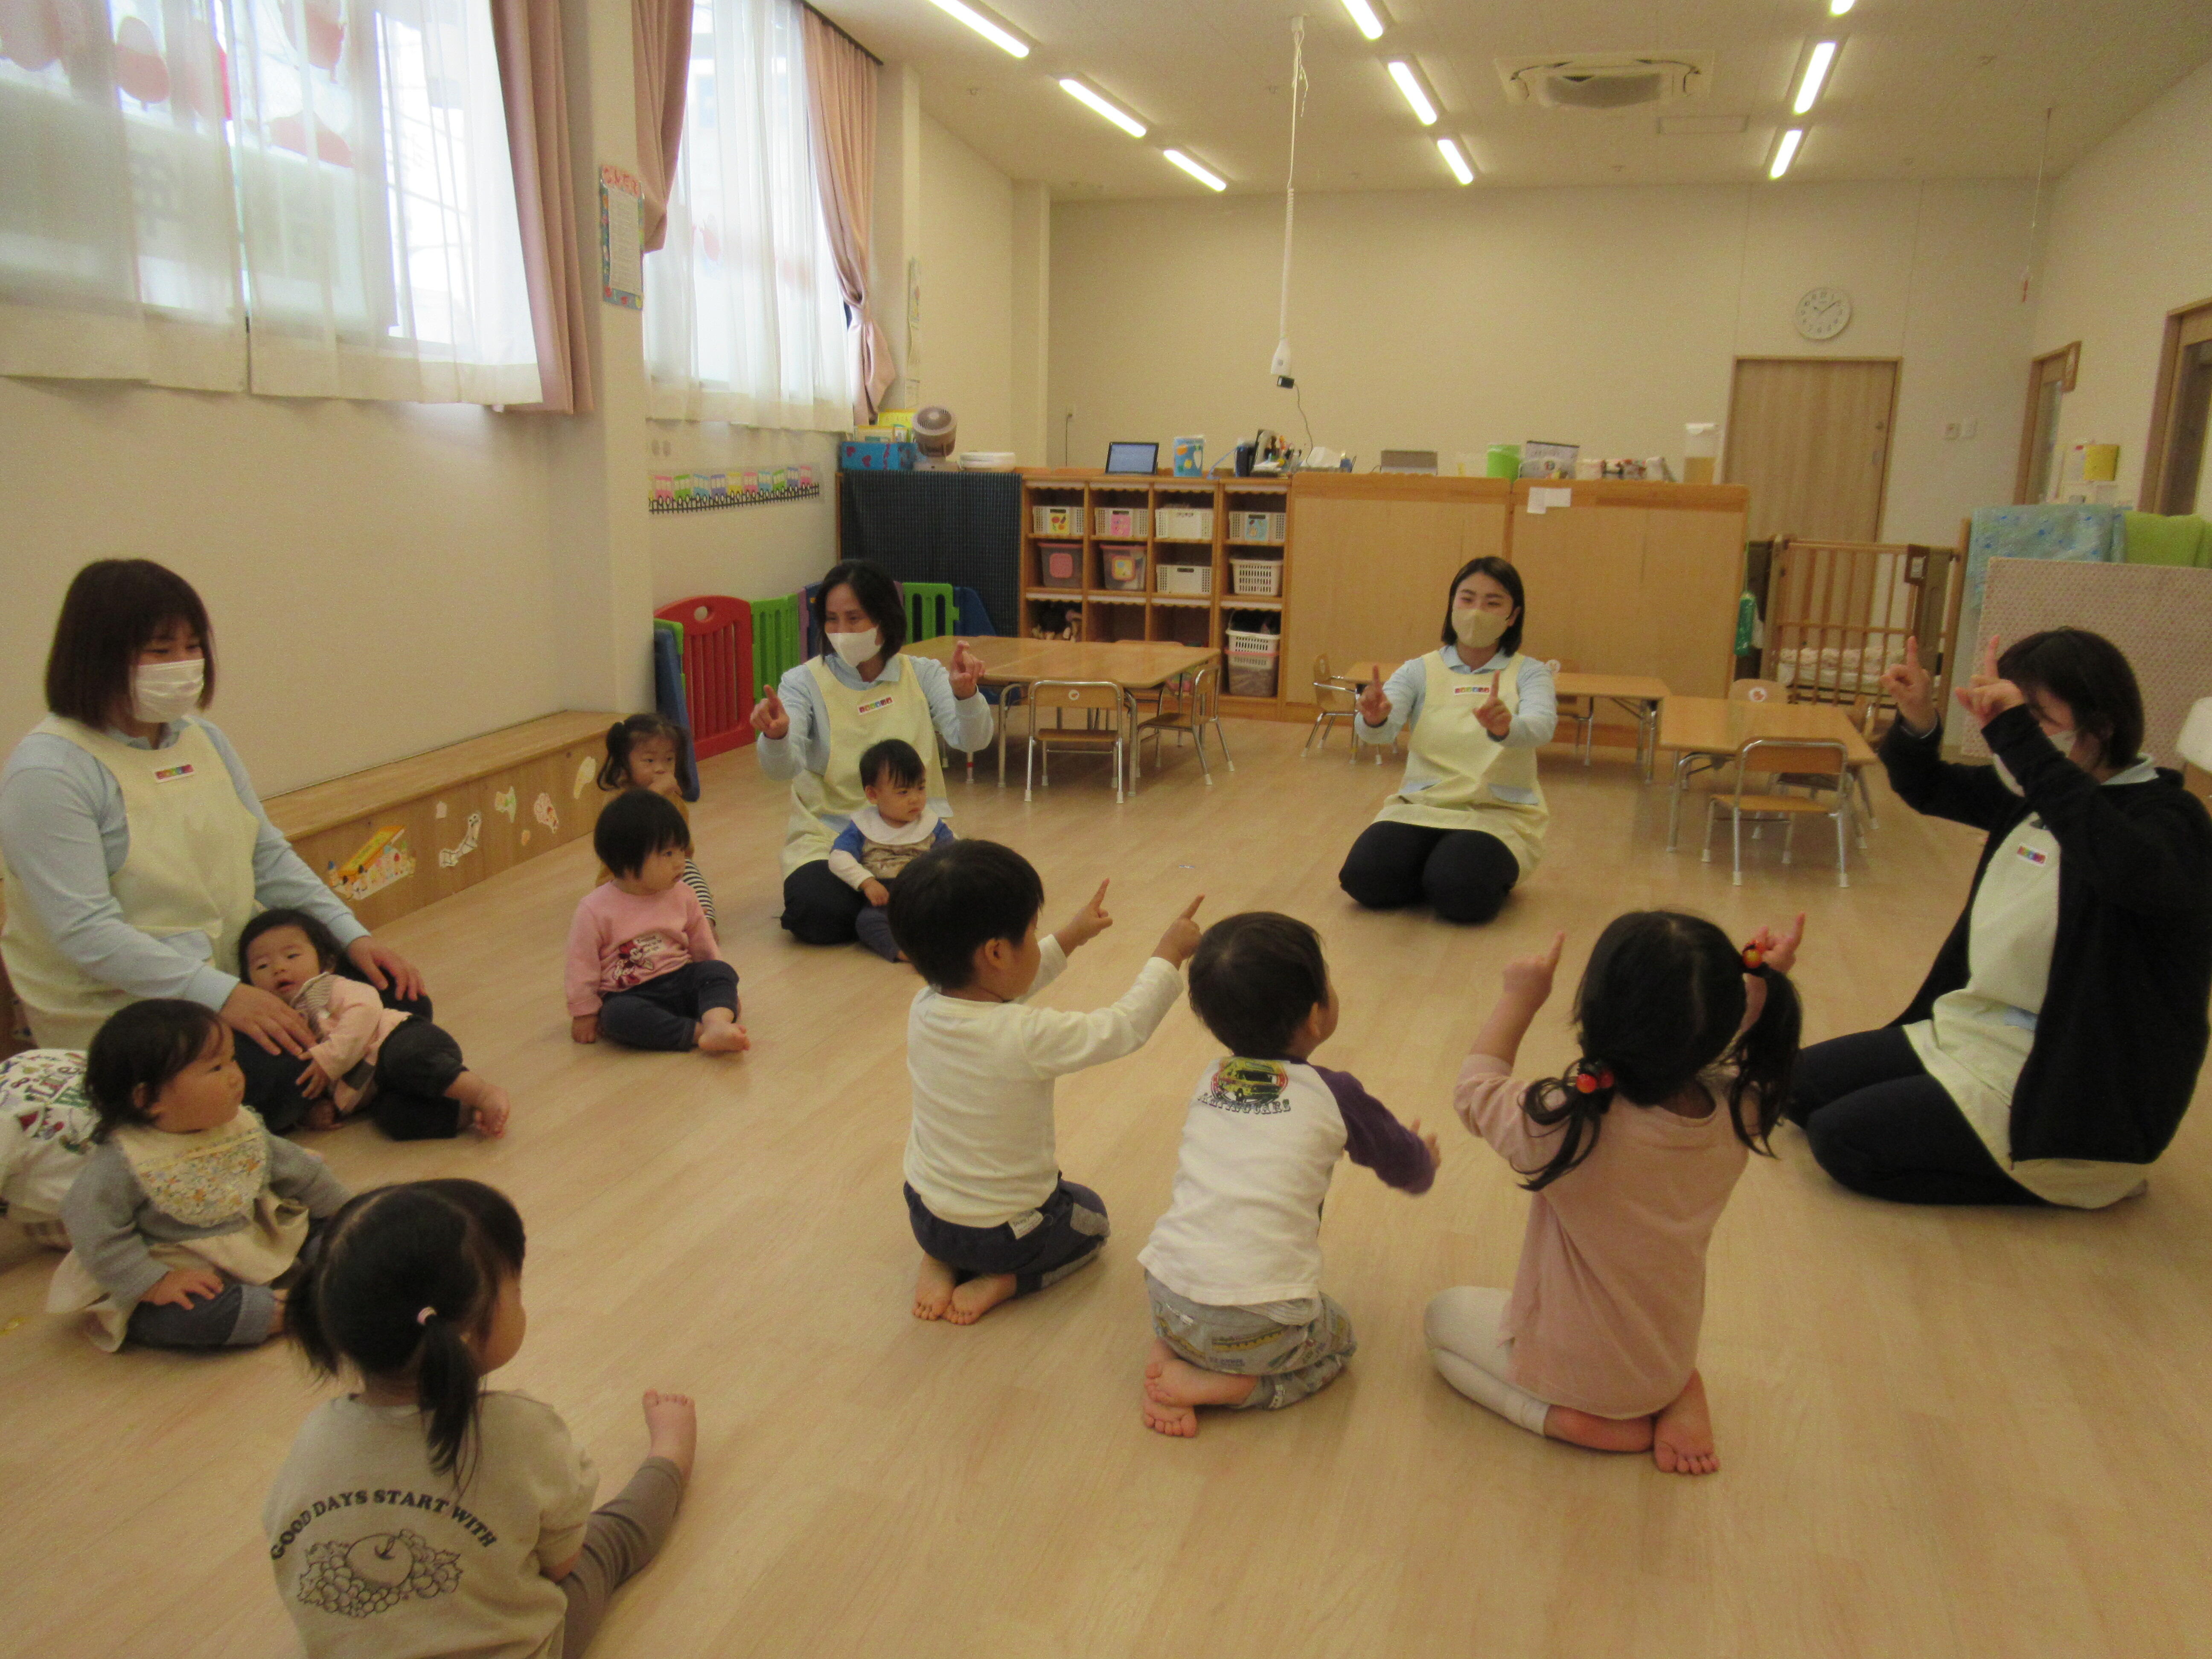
[1795, 286, 1852, 341]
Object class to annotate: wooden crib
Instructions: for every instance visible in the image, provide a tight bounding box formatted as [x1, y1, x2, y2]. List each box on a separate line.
[1758, 538, 1967, 731]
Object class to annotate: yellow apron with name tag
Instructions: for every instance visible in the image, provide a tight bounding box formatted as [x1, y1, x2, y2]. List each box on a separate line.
[0, 717, 261, 1048]
[781, 658, 949, 877]
[1374, 652, 1549, 874]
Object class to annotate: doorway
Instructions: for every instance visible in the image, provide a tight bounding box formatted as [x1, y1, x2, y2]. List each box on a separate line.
[2142, 297, 2212, 515]
[2014, 342, 2079, 504]
[1723, 358, 1899, 542]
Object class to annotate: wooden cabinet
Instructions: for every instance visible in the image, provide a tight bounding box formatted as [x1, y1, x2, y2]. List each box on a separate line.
[1282, 474, 1509, 702]
[1506, 481, 1748, 698]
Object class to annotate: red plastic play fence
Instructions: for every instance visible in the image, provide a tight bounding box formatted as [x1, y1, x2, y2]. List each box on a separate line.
[654, 595, 755, 759]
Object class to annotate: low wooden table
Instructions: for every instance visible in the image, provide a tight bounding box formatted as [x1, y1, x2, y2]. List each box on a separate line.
[1657, 696, 1878, 851]
[908, 636, 1218, 788]
[1344, 662, 1671, 780]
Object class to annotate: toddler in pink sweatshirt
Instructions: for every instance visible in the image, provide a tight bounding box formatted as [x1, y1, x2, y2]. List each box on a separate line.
[567, 791, 748, 1054]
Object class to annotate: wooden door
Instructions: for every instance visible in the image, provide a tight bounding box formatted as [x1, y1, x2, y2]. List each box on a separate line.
[1724, 358, 1899, 542]
[2143, 297, 2212, 515]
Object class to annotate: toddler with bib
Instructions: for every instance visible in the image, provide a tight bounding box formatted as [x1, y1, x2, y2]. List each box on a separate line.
[240, 908, 510, 1139]
[828, 738, 954, 961]
[1425, 912, 1803, 1475]
[266, 1178, 695, 1659]
[888, 840, 1202, 1325]
[48, 999, 351, 1350]
[1138, 912, 1440, 1437]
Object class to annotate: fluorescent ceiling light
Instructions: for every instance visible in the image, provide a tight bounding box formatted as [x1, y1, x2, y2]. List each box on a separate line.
[1387, 60, 1438, 125]
[924, 0, 1028, 59]
[1162, 148, 1227, 191]
[1770, 127, 1804, 178]
[1829, 0, 1854, 13]
[1059, 78, 1146, 137]
[1793, 41, 1837, 115]
[1341, 0, 1384, 41]
[1437, 137, 1474, 185]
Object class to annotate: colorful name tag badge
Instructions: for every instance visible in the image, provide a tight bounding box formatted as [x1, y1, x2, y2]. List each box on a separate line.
[2014, 842, 2050, 866]
[857, 694, 896, 718]
[151, 763, 197, 783]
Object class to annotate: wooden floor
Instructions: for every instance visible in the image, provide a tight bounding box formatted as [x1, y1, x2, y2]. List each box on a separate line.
[5, 719, 2209, 1659]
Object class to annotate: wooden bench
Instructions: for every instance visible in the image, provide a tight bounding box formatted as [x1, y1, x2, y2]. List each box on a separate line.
[264, 712, 620, 931]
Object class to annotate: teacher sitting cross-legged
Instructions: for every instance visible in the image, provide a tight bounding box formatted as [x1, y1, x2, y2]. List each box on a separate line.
[1336, 557, 1557, 926]
[1788, 630, 2212, 1207]
[0, 560, 425, 1131]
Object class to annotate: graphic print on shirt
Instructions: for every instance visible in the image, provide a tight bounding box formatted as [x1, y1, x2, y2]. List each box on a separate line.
[607, 932, 675, 991]
[1199, 1059, 1293, 1115]
[297, 1530, 463, 1618]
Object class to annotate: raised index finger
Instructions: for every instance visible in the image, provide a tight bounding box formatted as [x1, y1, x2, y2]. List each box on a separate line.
[1179, 894, 1205, 921]
[1981, 634, 2002, 677]
[1090, 879, 1111, 911]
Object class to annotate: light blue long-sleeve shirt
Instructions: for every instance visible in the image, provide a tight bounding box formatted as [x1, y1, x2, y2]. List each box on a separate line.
[1358, 646, 1557, 748]
[754, 652, 995, 787]
[0, 716, 368, 1012]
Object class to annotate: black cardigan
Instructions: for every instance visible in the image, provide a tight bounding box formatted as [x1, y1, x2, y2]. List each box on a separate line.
[1883, 704, 2212, 1166]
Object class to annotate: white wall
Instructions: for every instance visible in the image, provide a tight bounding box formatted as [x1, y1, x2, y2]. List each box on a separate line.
[917, 115, 1015, 454]
[646, 425, 841, 608]
[0, 381, 564, 795]
[2032, 57, 2212, 506]
[1049, 179, 2034, 544]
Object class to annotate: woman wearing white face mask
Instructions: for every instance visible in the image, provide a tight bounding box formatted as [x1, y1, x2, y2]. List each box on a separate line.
[1338, 558, 1557, 925]
[748, 561, 991, 945]
[0, 561, 425, 1129]
[1788, 629, 2212, 1208]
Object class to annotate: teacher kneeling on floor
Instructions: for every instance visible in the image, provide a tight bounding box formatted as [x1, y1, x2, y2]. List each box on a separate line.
[1336, 557, 1556, 926]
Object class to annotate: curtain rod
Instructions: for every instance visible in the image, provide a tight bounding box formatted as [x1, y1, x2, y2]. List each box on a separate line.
[803, 3, 883, 65]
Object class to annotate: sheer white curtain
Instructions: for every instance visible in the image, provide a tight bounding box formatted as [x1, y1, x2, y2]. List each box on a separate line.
[644, 0, 851, 428]
[0, 0, 247, 388]
[227, 0, 540, 401]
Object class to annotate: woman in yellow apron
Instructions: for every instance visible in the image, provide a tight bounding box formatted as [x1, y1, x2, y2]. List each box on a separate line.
[1338, 558, 1556, 924]
[0, 561, 422, 1129]
[750, 561, 992, 944]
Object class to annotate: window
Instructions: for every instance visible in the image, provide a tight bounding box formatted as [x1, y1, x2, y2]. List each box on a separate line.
[0, 0, 538, 404]
[643, 0, 852, 428]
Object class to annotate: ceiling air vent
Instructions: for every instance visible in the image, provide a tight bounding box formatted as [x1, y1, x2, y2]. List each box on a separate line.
[1497, 54, 1710, 110]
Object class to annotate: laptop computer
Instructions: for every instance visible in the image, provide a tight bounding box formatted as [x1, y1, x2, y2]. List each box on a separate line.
[1104, 441, 1159, 475]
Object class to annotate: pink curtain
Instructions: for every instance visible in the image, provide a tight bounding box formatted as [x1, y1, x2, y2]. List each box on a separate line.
[634, 0, 693, 254]
[491, 0, 593, 412]
[802, 8, 893, 422]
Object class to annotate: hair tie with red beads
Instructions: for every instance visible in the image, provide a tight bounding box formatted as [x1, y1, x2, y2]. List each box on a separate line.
[1572, 1061, 1615, 1094]
[1741, 942, 1764, 971]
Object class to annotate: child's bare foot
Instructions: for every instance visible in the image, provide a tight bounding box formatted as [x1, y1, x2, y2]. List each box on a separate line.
[1651, 1371, 1718, 1475]
[913, 1256, 956, 1321]
[695, 1013, 751, 1055]
[1543, 1404, 1657, 1455]
[641, 1390, 697, 1480]
[303, 1101, 339, 1132]
[1141, 1341, 1258, 1437]
[945, 1273, 1017, 1324]
[448, 1074, 510, 1138]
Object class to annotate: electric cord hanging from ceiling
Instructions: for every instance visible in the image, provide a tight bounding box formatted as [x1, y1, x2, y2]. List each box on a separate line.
[1271, 16, 1307, 388]
[2021, 105, 2053, 305]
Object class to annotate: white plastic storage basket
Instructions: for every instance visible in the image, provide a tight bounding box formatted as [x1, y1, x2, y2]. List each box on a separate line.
[1231, 510, 1287, 542]
[1031, 504, 1081, 536]
[1155, 506, 1214, 541]
[1155, 563, 1213, 596]
[1228, 558, 1283, 597]
[1092, 505, 1150, 538]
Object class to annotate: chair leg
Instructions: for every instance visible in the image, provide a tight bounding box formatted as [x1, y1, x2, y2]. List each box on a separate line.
[1836, 803, 1850, 888]
[1302, 714, 1324, 756]
[1025, 735, 1036, 802]
[1213, 716, 1234, 771]
[1782, 817, 1796, 866]
[1702, 796, 1717, 862]
[1114, 739, 1125, 805]
[1732, 805, 1744, 885]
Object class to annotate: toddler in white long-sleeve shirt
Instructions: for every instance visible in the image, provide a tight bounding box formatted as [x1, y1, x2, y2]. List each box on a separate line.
[886, 838, 1203, 1326]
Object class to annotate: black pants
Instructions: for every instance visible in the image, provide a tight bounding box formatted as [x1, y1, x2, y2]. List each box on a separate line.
[237, 976, 433, 1135]
[782, 859, 865, 945]
[1787, 1027, 2043, 1206]
[1338, 821, 1521, 925]
[366, 1017, 470, 1140]
[905, 1179, 1110, 1297]
[598, 961, 741, 1051]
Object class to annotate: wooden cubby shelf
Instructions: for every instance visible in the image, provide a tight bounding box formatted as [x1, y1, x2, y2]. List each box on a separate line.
[1019, 467, 1292, 709]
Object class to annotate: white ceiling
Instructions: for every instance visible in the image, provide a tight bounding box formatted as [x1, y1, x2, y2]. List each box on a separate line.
[812, 0, 2212, 198]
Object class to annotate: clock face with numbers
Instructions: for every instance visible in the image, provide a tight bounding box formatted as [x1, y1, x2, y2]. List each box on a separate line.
[1796, 286, 1852, 341]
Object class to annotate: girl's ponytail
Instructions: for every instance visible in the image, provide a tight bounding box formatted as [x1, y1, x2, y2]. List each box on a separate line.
[285, 1179, 527, 1486]
[1517, 1057, 1619, 1191]
[596, 720, 633, 792]
[1725, 965, 1802, 1153]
